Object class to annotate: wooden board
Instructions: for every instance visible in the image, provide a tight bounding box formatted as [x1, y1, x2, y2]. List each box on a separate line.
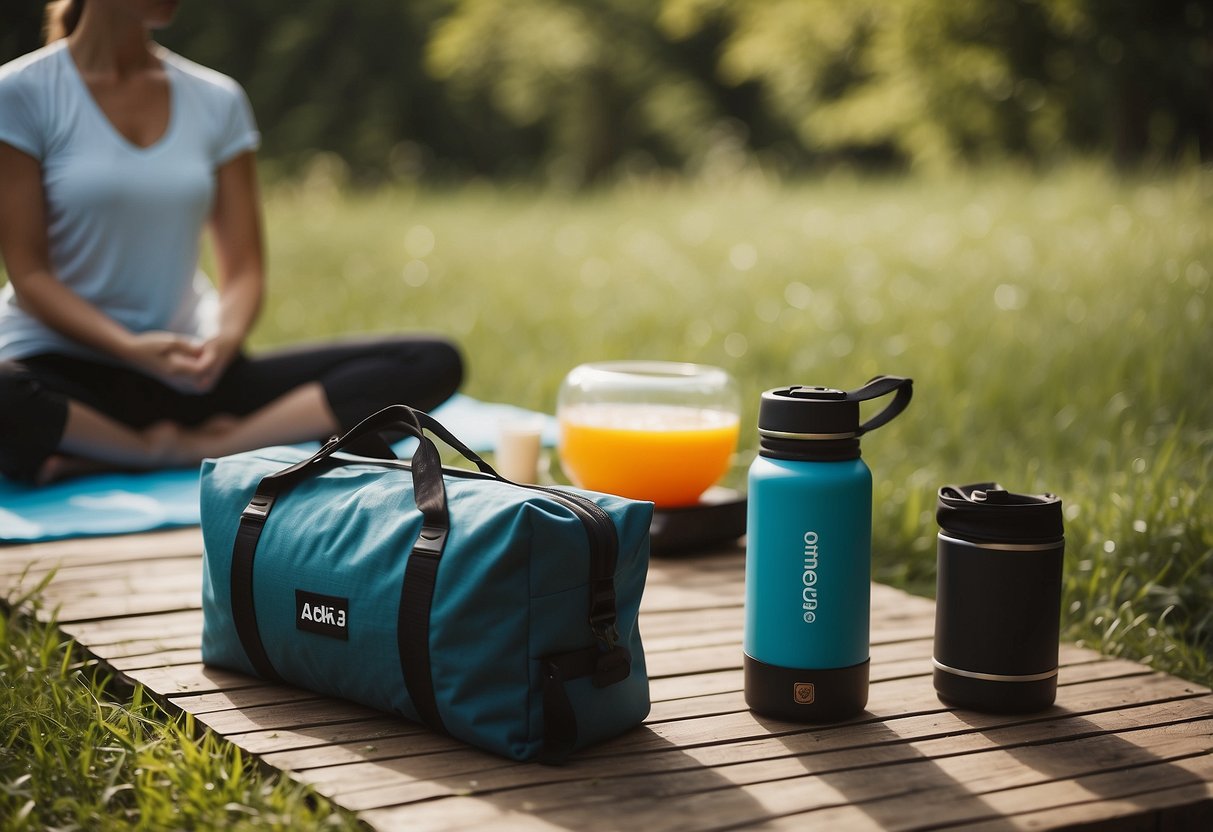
[3, 528, 1211, 831]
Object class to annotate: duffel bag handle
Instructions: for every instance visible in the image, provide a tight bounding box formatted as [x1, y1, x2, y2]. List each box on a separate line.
[245, 403, 508, 528]
[339, 404, 505, 481]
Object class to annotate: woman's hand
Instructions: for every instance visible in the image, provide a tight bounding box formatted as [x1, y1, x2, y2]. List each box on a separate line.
[192, 330, 243, 392]
[122, 330, 209, 391]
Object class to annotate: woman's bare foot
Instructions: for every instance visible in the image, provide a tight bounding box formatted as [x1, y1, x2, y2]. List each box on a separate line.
[35, 420, 225, 484]
[141, 420, 193, 466]
[35, 454, 127, 486]
[44, 386, 338, 481]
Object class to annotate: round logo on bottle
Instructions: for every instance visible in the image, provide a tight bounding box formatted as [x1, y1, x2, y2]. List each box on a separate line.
[793, 682, 816, 704]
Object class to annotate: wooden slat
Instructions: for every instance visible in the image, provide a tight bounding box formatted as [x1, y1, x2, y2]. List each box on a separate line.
[16, 556, 204, 587]
[220, 718, 434, 757]
[196, 698, 389, 735]
[61, 610, 204, 645]
[88, 634, 202, 660]
[170, 685, 323, 715]
[107, 647, 204, 670]
[120, 663, 261, 696]
[0, 528, 202, 575]
[49, 590, 202, 623]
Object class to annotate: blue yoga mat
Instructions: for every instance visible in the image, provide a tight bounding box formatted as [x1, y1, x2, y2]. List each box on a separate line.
[0, 395, 558, 544]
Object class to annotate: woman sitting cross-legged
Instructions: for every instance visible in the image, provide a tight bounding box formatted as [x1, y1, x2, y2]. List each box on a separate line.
[0, 0, 463, 485]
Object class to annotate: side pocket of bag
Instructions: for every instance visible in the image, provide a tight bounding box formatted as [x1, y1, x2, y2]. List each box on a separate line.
[526, 488, 654, 761]
[527, 585, 650, 755]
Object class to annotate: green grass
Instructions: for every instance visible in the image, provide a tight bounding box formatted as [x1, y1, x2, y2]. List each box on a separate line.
[1, 164, 1210, 826]
[0, 579, 363, 831]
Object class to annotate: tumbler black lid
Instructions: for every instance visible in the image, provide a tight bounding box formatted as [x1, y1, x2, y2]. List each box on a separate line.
[758, 376, 913, 440]
[937, 483, 1064, 545]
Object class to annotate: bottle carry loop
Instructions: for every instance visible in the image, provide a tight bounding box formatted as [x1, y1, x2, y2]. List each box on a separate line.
[228, 403, 628, 764]
[848, 375, 914, 436]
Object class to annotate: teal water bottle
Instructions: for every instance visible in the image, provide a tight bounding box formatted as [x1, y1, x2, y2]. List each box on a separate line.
[744, 376, 913, 721]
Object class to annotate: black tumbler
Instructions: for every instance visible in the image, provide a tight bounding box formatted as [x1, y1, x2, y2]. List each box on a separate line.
[933, 483, 1065, 712]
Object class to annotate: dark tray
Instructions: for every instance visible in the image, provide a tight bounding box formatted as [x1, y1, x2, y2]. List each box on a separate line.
[649, 486, 746, 556]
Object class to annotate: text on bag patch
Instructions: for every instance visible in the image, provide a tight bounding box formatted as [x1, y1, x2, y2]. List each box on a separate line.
[296, 590, 349, 640]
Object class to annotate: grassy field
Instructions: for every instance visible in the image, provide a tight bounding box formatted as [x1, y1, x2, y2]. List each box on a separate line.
[257, 164, 1212, 683]
[2, 165, 1210, 827]
[0, 586, 362, 830]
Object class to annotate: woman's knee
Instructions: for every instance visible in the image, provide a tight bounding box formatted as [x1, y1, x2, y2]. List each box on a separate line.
[428, 337, 465, 401]
[377, 335, 464, 403]
[0, 362, 49, 425]
[0, 362, 69, 482]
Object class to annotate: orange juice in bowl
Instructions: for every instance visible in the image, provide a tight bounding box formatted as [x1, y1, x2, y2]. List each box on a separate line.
[557, 362, 741, 508]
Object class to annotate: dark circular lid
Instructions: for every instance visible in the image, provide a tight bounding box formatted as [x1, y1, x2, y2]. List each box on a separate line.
[758, 386, 859, 439]
[936, 483, 1064, 544]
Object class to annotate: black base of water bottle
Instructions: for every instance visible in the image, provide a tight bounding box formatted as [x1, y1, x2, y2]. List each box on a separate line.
[933, 667, 1057, 713]
[744, 654, 869, 723]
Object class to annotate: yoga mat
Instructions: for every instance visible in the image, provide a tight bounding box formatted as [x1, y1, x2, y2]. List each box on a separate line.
[0, 395, 559, 544]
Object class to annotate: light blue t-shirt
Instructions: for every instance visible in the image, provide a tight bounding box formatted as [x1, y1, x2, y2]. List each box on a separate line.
[0, 40, 260, 363]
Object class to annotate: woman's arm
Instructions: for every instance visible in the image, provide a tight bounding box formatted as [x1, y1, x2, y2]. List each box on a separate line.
[0, 142, 206, 384]
[194, 149, 265, 391]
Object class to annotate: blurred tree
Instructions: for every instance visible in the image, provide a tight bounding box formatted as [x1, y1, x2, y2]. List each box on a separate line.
[0, 2, 42, 64]
[426, 0, 738, 185]
[156, 0, 476, 182]
[668, 0, 1213, 169]
[1044, 0, 1213, 163]
[0, 0, 1208, 179]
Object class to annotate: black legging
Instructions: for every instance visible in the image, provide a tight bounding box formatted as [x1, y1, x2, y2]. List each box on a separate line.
[0, 335, 463, 482]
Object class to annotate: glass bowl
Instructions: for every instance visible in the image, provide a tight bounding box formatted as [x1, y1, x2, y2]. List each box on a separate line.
[557, 361, 741, 508]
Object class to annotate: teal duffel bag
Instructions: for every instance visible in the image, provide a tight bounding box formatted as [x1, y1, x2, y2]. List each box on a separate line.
[199, 404, 653, 763]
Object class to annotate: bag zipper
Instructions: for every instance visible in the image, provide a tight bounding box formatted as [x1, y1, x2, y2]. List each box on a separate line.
[528, 485, 621, 649]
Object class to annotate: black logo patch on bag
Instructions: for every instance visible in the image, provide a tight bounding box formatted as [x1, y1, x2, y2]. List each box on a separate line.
[295, 590, 349, 640]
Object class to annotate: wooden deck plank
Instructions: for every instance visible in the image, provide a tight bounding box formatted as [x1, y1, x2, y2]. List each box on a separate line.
[2, 529, 1210, 832]
[0, 528, 202, 576]
[169, 685, 323, 715]
[219, 719, 435, 757]
[58, 609, 204, 645]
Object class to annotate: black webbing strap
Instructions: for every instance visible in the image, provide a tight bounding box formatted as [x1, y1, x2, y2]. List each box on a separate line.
[230, 445, 353, 682]
[389, 411, 453, 732]
[538, 644, 632, 765]
[230, 492, 284, 682]
[396, 524, 448, 733]
[230, 449, 349, 681]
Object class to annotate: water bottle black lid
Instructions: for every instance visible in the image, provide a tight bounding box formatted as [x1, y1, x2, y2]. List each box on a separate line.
[758, 376, 913, 440]
[937, 483, 1064, 544]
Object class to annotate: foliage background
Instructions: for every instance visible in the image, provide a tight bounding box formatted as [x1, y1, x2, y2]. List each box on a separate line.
[2, 0, 1210, 184]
